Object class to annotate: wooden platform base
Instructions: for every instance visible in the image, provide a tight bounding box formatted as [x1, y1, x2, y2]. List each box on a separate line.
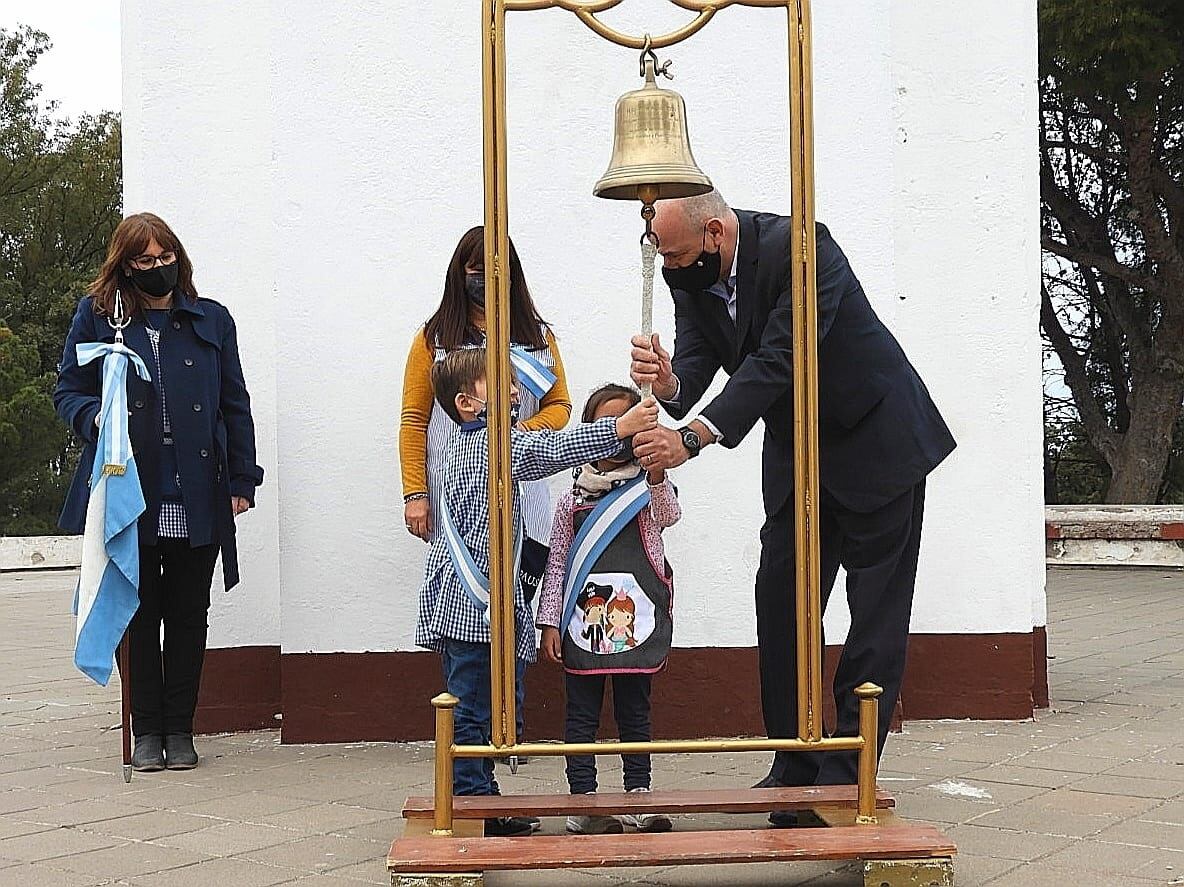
[391, 824, 954, 869]
[389, 788, 956, 886]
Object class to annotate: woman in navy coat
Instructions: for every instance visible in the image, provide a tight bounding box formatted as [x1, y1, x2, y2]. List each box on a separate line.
[56, 212, 263, 772]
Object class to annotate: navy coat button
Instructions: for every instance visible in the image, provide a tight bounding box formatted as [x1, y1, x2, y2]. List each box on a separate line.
[200, 449, 209, 458]
[193, 403, 202, 412]
[134, 400, 144, 409]
[184, 358, 194, 366]
[172, 320, 181, 330]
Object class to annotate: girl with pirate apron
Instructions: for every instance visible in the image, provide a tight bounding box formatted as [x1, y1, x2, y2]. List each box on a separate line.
[536, 384, 682, 836]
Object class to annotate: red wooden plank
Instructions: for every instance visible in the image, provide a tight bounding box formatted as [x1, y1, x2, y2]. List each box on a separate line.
[402, 786, 895, 819]
[388, 825, 956, 873]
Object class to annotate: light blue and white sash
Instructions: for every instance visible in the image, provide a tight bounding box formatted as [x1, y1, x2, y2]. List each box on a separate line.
[559, 475, 651, 633]
[509, 346, 557, 401]
[440, 495, 524, 626]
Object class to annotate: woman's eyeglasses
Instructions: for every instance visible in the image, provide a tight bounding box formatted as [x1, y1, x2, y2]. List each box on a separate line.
[128, 251, 177, 271]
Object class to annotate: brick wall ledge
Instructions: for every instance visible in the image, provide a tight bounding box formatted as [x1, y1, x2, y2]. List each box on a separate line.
[1046, 505, 1184, 568]
[0, 536, 82, 571]
[7, 510, 1183, 572]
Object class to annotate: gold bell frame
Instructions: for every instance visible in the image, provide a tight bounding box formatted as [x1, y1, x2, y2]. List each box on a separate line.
[435, 0, 881, 835]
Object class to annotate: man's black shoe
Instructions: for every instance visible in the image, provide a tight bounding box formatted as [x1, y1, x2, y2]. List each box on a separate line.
[752, 773, 785, 789]
[769, 809, 827, 828]
[484, 816, 535, 837]
[131, 734, 165, 772]
[164, 734, 199, 770]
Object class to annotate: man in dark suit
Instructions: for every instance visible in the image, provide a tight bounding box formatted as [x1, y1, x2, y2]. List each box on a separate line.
[630, 190, 956, 811]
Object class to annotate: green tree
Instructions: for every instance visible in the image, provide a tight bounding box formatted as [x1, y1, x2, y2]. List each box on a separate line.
[1040, 0, 1184, 503]
[0, 25, 121, 534]
[0, 326, 67, 533]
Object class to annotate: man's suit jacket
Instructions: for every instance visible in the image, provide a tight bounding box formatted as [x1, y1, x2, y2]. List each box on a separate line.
[665, 210, 956, 515]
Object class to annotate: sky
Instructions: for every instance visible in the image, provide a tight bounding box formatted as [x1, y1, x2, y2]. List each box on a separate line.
[5, 0, 121, 119]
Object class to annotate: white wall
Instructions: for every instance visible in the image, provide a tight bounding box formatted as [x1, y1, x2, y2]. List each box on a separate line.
[121, 0, 1043, 656]
[887, 0, 1044, 637]
[121, 0, 281, 648]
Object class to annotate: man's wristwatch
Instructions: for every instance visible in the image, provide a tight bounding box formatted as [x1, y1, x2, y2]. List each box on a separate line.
[678, 426, 703, 459]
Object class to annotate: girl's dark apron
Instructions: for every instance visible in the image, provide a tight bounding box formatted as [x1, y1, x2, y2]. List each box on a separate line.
[561, 503, 673, 675]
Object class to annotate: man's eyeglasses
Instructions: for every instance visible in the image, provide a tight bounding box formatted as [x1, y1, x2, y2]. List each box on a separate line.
[129, 251, 177, 271]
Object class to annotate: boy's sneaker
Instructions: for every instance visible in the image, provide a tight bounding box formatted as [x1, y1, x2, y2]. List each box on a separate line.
[621, 787, 673, 833]
[525, 815, 542, 832]
[484, 816, 536, 837]
[566, 814, 623, 834]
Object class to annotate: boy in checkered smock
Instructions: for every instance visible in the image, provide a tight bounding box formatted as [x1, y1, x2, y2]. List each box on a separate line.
[414, 348, 657, 837]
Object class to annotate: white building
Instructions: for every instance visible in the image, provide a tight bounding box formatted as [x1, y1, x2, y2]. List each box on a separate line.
[120, 0, 1043, 741]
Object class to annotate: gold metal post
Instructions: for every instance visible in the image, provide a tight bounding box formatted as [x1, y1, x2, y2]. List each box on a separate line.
[481, 0, 517, 750]
[430, 693, 459, 836]
[787, 0, 824, 743]
[855, 683, 883, 824]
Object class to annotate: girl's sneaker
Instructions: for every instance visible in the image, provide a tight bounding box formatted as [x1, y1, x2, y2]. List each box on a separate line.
[565, 814, 623, 834]
[565, 793, 622, 834]
[621, 787, 673, 833]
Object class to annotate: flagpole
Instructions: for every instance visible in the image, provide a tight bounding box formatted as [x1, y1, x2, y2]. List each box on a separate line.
[119, 633, 132, 782]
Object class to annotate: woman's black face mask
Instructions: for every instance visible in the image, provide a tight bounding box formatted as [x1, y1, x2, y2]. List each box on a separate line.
[465, 272, 485, 307]
[128, 262, 179, 298]
[660, 224, 722, 293]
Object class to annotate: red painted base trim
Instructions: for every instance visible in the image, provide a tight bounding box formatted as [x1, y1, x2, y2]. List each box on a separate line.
[1032, 626, 1050, 708]
[280, 651, 442, 743]
[194, 645, 281, 734]
[278, 631, 1045, 744]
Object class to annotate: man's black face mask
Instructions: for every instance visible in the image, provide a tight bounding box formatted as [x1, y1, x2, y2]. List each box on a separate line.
[661, 224, 722, 293]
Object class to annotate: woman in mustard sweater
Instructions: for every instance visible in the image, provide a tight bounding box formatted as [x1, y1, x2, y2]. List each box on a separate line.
[399, 226, 572, 604]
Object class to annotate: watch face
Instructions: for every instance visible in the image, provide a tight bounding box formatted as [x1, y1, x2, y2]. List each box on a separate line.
[682, 429, 700, 452]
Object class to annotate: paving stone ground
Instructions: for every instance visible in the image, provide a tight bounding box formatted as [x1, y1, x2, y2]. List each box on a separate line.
[2, 566, 1183, 885]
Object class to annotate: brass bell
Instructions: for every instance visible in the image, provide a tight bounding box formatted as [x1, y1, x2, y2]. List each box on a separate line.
[593, 51, 713, 205]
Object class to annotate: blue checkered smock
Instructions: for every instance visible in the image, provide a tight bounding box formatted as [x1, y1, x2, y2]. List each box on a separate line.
[415, 416, 622, 662]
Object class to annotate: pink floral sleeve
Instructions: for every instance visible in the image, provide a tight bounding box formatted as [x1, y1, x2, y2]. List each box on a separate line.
[647, 477, 681, 528]
[535, 491, 575, 628]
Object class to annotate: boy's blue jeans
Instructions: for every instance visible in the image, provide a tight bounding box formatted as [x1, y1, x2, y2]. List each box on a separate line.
[441, 639, 527, 796]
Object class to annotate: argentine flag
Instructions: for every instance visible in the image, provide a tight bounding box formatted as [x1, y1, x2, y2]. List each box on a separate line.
[73, 341, 151, 685]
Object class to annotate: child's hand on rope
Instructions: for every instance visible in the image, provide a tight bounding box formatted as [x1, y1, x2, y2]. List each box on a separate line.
[617, 396, 659, 438]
